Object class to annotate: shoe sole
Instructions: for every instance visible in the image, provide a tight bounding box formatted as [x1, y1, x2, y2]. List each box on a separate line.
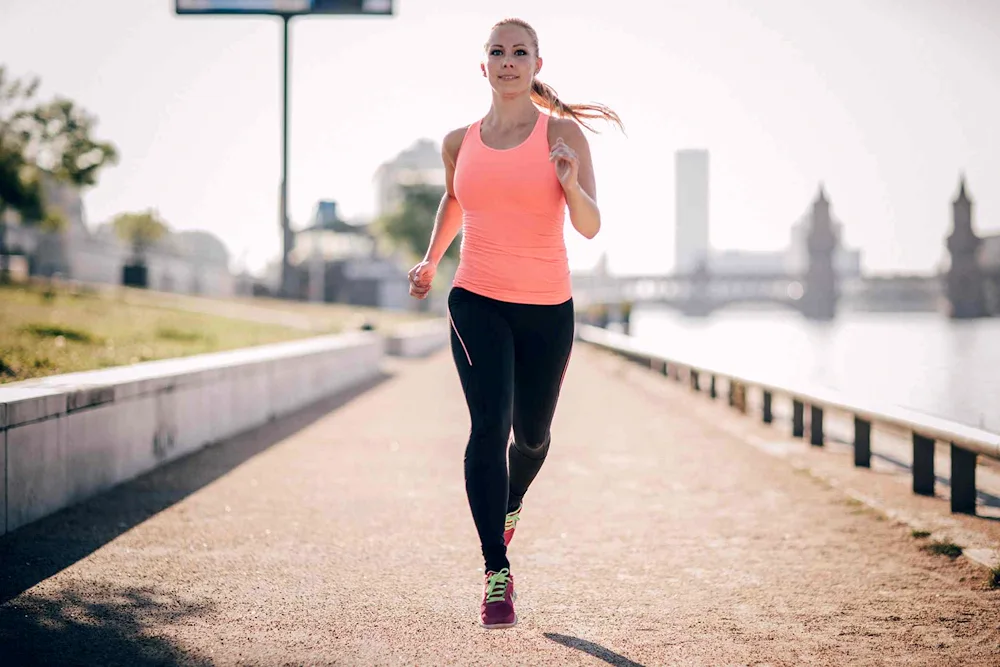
[481, 615, 518, 630]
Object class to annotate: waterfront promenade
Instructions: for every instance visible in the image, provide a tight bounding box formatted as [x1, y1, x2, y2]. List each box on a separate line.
[1, 344, 999, 666]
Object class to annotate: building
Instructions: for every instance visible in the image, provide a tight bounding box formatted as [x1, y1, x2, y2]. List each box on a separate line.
[980, 235, 1000, 315]
[945, 177, 1000, 317]
[707, 250, 786, 275]
[674, 149, 710, 273]
[373, 138, 445, 219]
[3, 175, 235, 297]
[785, 204, 862, 278]
[287, 200, 410, 310]
[706, 194, 862, 279]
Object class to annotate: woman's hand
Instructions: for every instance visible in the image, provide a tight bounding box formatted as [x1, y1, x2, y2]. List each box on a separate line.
[550, 136, 579, 191]
[408, 260, 437, 300]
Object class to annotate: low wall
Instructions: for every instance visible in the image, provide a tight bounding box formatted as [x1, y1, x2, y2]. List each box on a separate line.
[385, 318, 450, 358]
[0, 332, 384, 537]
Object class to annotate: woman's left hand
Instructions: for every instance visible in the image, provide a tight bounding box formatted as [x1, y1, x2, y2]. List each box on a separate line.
[550, 137, 579, 191]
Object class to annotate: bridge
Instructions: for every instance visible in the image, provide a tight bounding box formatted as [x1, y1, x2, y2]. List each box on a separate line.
[572, 270, 809, 316]
[571, 270, 951, 318]
[571, 178, 1000, 321]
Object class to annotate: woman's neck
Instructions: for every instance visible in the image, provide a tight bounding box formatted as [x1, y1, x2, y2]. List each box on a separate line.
[484, 92, 538, 129]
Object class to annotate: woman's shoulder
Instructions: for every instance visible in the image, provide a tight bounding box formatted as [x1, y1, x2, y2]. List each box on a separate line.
[442, 124, 473, 166]
[546, 115, 587, 147]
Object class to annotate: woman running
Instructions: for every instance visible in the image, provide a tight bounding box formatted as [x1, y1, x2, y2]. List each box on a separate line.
[407, 17, 623, 629]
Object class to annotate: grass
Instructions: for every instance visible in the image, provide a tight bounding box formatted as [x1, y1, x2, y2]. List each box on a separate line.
[921, 541, 963, 559]
[911, 530, 932, 539]
[988, 566, 1000, 590]
[0, 281, 430, 384]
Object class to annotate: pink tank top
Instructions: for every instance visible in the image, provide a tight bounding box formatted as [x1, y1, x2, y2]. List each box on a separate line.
[451, 112, 571, 305]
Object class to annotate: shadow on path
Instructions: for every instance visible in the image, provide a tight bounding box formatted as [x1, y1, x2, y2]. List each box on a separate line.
[0, 582, 214, 667]
[0, 371, 392, 605]
[544, 633, 646, 667]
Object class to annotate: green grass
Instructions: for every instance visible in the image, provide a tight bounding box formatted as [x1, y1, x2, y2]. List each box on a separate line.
[988, 566, 1000, 590]
[911, 530, 932, 539]
[0, 281, 430, 384]
[922, 541, 963, 559]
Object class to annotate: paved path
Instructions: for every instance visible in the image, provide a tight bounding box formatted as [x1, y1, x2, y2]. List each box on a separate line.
[2, 345, 998, 666]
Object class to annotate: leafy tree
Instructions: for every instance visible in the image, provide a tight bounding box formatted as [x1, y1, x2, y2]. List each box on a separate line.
[377, 183, 460, 263]
[112, 209, 169, 264]
[0, 65, 118, 280]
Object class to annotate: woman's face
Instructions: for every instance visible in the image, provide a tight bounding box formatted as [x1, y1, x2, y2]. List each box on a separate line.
[482, 24, 542, 96]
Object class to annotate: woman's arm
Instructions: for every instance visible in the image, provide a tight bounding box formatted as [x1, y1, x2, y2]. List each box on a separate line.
[550, 118, 600, 239]
[421, 126, 468, 265]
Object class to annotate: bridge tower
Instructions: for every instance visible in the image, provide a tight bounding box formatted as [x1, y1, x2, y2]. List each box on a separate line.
[801, 185, 839, 320]
[945, 176, 987, 318]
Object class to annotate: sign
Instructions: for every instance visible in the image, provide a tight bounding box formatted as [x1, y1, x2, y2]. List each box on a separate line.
[175, 0, 393, 15]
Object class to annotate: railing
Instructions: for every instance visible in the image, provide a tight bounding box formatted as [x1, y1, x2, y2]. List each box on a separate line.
[577, 324, 1000, 515]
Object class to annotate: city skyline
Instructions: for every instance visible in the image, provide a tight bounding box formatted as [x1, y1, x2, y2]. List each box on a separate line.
[1, 0, 999, 277]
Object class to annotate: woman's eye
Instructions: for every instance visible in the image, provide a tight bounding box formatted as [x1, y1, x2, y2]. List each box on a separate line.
[490, 49, 502, 56]
[515, 49, 527, 56]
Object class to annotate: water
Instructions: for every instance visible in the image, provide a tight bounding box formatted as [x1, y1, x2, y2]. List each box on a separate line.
[628, 306, 1000, 434]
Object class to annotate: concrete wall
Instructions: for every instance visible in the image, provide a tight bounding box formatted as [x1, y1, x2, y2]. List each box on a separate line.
[385, 319, 450, 358]
[0, 332, 383, 537]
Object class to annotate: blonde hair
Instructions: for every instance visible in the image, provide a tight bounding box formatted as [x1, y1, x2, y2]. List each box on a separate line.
[487, 18, 624, 134]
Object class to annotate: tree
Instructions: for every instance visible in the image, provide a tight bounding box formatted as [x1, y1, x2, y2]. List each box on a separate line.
[112, 209, 169, 264]
[0, 65, 118, 280]
[376, 183, 460, 263]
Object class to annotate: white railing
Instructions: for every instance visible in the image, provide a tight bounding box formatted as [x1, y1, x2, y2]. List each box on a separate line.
[578, 324, 999, 515]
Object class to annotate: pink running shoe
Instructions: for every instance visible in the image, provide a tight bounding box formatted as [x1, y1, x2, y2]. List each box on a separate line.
[480, 568, 517, 629]
[504, 504, 522, 547]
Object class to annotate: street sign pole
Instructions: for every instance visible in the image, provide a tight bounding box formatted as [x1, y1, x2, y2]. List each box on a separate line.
[280, 13, 292, 298]
[174, 1, 393, 300]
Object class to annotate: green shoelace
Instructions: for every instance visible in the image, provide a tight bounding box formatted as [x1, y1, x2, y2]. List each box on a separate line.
[485, 568, 511, 604]
[504, 505, 521, 532]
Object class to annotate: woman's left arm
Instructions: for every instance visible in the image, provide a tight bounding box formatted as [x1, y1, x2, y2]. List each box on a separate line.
[550, 120, 601, 239]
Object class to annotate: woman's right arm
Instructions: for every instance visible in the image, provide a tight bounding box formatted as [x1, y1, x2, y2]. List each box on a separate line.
[421, 127, 467, 265]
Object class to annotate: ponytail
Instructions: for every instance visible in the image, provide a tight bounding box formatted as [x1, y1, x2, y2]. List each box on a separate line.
[530, 79, 624, 134]
[489, 17, 624, 135]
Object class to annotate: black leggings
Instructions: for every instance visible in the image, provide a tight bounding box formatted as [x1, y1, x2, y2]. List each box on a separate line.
[447, 286, 575, 573]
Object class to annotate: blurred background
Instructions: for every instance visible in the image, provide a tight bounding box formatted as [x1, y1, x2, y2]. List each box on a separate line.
[1, 0, 997, 430]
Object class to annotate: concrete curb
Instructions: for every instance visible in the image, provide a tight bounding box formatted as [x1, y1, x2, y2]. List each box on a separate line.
[384, 318, 449, 358]
[0, 332, 385, 537]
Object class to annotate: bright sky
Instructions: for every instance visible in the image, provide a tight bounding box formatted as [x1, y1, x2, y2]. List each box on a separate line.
[1, 0, 998, 276]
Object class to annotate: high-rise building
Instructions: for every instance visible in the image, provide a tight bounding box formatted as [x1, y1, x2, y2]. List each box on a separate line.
[675, 150, 710, 273]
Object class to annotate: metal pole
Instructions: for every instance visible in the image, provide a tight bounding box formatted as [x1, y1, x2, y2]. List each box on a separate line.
[280, 14, 292, 298]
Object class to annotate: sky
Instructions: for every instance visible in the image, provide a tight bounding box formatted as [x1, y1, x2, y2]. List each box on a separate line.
[1, 0, 998, 277]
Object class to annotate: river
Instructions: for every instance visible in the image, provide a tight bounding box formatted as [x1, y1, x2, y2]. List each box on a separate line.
[627, 306, 1000, 434]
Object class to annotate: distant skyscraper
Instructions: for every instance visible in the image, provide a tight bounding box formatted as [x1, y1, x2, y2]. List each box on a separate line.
[675, 150, 709, 273]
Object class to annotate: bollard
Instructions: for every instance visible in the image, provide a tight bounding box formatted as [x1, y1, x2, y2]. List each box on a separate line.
[810, 406, 824, 446]
[792, 400, 805, 438]
[762, 391, 773, 424]
[853, 417, 871, 468]
[691, 370, 701, 392]
[732, 382, 747, 414]
[912, 433, 936, 496]
[709, 375, 717, 399]
[950, 444, 977, 514]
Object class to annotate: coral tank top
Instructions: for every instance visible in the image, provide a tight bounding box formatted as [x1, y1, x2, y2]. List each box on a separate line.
[451, 112, 571, 305]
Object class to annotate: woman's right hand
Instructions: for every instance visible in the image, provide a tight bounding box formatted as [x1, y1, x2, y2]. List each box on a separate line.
[408, 260, 437, 300]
